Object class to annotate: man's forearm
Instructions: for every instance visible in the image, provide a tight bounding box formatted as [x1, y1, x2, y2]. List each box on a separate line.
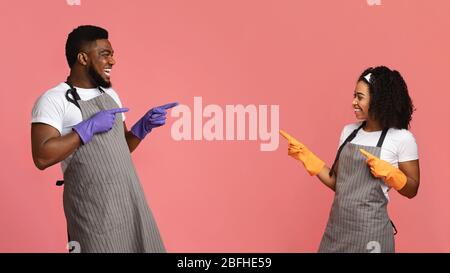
[33, 131, 82, 170]
[125, 130, 142, 153]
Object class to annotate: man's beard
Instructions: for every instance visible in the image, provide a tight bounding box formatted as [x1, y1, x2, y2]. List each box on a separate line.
[88, 66, 112, 88]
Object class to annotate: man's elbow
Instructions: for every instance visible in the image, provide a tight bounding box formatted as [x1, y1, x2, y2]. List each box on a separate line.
[33, 157, 51, 170]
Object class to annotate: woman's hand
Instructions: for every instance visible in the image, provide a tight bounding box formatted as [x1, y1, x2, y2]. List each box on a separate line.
[280, 130, 325, 176]
[359, 148, 407, 190]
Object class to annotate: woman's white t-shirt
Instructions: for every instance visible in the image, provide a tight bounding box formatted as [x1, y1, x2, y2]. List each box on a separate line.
[338, 121, 419, 200]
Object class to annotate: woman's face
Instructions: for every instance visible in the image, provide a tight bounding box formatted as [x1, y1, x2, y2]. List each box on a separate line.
[352, 80, 371, 120]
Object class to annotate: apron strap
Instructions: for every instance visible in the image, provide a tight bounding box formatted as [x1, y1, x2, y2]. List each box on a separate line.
[65, 81, 81, 110]
[390, 219, 398, 235]
[329, 122, 366, 177]
[329, 122, 390, 177]
[376, 128, 389, 147]
[64, 81, 106, 110]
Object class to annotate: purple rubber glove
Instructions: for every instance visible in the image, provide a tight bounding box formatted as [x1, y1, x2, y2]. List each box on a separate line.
[130, 102, 179, 140]
[73, 108, 129, 144]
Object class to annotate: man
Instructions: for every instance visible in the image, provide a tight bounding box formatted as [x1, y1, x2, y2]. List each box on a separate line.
[31, 25, 177, 253]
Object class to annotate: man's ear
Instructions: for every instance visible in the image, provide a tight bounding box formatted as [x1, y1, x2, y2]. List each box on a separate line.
[77, 52, 88, 66]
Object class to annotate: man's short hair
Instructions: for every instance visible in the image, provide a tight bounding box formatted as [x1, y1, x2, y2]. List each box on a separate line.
[65, 25, 108, 68]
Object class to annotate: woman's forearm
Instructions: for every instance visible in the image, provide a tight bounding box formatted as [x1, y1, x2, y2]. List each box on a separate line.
[316, 165, 337, 191]
[397, 176, 419, 199]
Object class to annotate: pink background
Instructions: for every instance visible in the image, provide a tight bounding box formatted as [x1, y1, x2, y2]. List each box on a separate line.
[1, 0, 449, 252]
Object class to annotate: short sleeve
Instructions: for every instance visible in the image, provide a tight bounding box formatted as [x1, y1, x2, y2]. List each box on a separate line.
[31, 94, 65, 134]
[338, 123, 358, 147]
[397, 131, 419, 162]
[107, 89, 126, 121]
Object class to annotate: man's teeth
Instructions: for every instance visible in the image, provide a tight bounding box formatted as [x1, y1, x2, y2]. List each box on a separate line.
[354, 108, 361, 112]
[104, 69, 111, 76]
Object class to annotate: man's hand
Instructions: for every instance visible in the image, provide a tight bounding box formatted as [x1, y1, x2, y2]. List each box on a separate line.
[130, 102, 178, 140]
[73, 107, 129, 144]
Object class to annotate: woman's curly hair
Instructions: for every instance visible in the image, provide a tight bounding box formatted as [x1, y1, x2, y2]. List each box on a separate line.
[359, 66, 415, 129]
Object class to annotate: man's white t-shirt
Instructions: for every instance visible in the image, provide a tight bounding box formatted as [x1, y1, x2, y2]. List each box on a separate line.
[31, 82, 126, 172]
[338, 121, 419, 201]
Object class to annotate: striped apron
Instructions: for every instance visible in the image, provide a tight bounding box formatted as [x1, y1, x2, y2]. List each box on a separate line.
[318, 126, 395, 253]
[62, 84, 166, 253]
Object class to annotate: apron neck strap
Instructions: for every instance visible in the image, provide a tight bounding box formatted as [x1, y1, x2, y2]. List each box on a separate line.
[65, 81, 81, 110]
[329, 122, 366, 177]
[329, 122, 389, 177]
[65, 81, 106, 110]
[376, 128, 389, 148]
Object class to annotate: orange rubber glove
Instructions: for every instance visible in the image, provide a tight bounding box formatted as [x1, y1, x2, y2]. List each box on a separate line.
[359, 148, 407, 191]
[280, 130, 325, 176]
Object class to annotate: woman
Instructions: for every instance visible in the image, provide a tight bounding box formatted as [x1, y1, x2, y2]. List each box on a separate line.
[280, 66, 420, 253]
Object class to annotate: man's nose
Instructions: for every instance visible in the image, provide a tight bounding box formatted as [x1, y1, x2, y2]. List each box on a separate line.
[109, 56, 116, 65]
